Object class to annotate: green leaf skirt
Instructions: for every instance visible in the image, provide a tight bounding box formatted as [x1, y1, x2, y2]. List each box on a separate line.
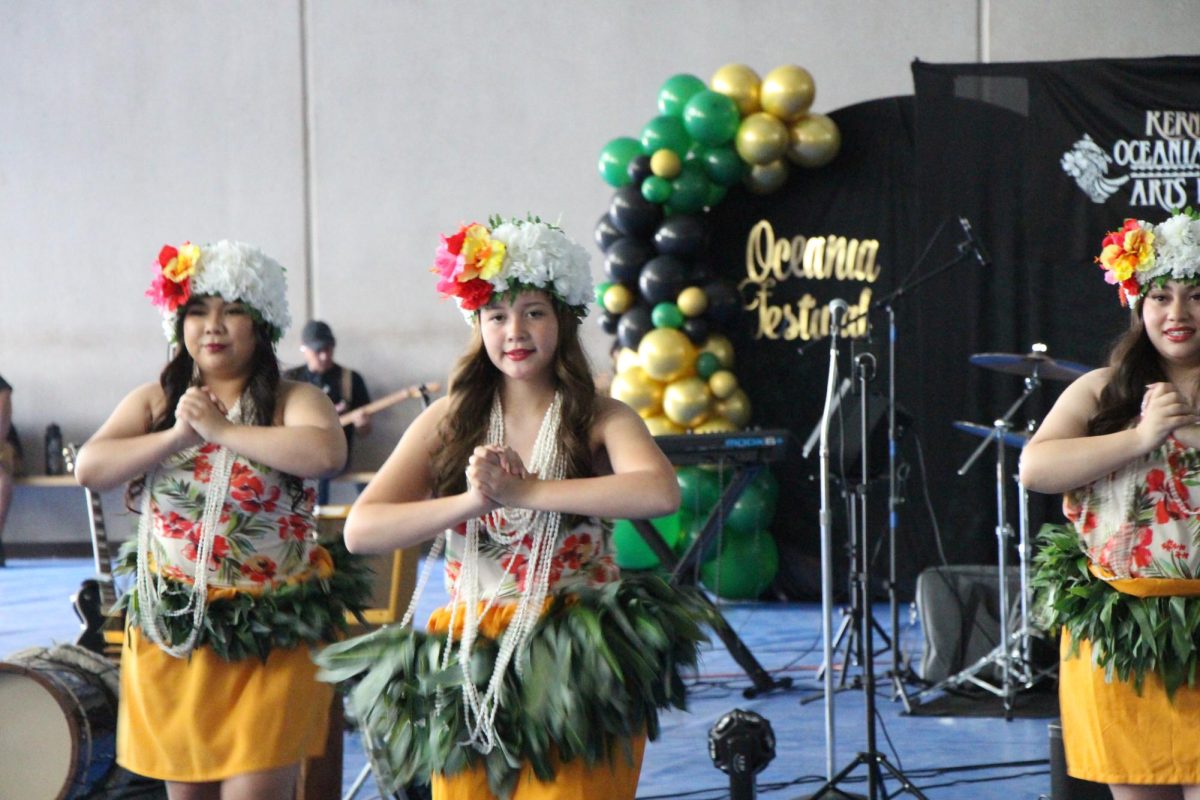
[314, 574, 714, 799]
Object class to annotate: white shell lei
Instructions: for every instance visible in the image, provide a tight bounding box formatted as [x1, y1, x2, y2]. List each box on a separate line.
[398, 390, 566, 756]
[133, 399, 244, 658]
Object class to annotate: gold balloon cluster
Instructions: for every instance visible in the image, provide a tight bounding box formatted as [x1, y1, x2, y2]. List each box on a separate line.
[711, 63, 841, 195]
[609, 325, 752, 436]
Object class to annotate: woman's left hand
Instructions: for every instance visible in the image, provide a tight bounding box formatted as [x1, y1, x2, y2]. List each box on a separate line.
[466, 445, 530, 505]
[175, 386, 230, 443]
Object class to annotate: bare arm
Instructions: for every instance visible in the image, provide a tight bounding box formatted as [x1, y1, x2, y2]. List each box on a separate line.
[185, 381, 346, 479]
[471, 397, 681, 521]
[343, 397, 493, 554]
[74, 382, 197, 492]
[1019, 368, 1198, 494]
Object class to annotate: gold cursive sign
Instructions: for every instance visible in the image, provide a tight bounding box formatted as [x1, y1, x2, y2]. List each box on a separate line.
[739, 220, 883, 341]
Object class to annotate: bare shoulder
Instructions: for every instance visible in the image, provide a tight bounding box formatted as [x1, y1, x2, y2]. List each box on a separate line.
[278, 378, 327, 404]
[406, 395, 453, 446]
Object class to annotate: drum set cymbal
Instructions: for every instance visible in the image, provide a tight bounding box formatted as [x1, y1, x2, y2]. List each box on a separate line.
[952, 420, 1031, 449]
[968, 349, 1091, 382]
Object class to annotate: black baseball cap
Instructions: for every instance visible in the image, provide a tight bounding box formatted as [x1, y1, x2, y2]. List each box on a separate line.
[301, 320, 336, 349]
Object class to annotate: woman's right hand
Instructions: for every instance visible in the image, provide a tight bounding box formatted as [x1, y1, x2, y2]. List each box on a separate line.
[1136, 382, 1199, 452]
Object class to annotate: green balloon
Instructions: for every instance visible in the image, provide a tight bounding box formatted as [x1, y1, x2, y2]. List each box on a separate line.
[685, 140, 711, 163]
[670, 168, 710, 214]
[594, 281, 613, 305]
[651, 302, 684, 329]
[695, 351, 721, 379]
[725, 478, 774, 538]
[641, 175, 673, 204]
[703, 145, 747, 187]
[598, 137, 643, 188]
[700, 530, 779, 600]
[704, 183, 727, 209]
[612, 513, 681, 570]
[677, 466, 721, 516]
[658, 73, 708, 117]
[674, 510, 720, 563]
[641, 115, 692, 159]
[682, 90, 741, 146]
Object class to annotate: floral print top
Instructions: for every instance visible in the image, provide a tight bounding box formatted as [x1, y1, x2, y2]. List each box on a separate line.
[146, 442, 319, 590]
[1066, 435, 1200, 579]
[443, 511, 621, 603]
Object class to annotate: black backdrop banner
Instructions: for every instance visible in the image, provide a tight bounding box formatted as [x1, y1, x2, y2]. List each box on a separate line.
[705, 56, 1200, 600]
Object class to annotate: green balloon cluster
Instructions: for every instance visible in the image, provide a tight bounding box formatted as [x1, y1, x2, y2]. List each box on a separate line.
[612, 465, 780, 599]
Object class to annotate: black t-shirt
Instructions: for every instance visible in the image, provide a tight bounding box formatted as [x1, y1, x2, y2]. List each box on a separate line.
[282, 364, 370, 452]
[0, 374, 20, 452]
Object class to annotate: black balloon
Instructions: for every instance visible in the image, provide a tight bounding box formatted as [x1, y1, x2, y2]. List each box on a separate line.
[654, 215, 707, 258]
[681, 316, 710, 345]
[604, 237, 655, 284]
[639, 255, 687, 305]
[616, 305, 653, 351]
[609, 185, 663, 239]
[688, 259, 713, 284]
[704, 280, 742, 325]
[598, 309, 620, 335]
[595, 213, 622, 252]
[627, 154, 653, 186]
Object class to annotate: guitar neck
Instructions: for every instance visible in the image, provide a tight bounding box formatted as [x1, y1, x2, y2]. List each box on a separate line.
[339, 381, 440, 425]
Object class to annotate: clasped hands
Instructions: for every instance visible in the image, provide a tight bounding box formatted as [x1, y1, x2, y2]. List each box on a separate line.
[465, 445, 532, 509]
[1139, 382, 1200, 450]
[173, 386, 231, 447]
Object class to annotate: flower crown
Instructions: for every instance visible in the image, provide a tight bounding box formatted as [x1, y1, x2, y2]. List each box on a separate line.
[432, 215, 593, 321]
[145, 240, 291, 343]
[1097, 209, 1200, 307]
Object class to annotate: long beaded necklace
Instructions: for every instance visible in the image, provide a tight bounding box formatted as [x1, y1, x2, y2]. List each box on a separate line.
[134, 397, 243, 658]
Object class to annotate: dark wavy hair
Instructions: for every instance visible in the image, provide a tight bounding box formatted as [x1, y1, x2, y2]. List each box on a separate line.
[1088, 308, 1168, 436]
[431, 298, 597, 517]
[125, 295, 296, 510]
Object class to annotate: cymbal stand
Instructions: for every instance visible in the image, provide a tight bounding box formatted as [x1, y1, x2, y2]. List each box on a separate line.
[915, 369, 1053, 718]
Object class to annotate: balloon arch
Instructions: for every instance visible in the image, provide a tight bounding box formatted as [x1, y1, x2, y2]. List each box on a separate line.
[594, 64, 842, 598]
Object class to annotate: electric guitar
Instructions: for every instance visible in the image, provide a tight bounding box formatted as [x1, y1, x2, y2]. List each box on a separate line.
[338, 381, 441, 426]
[63, 444, 122, 658]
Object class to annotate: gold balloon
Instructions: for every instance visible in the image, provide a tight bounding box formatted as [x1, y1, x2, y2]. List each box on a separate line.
[710, 63, 761, 116]
[650, 148, 682, 179]
[743, 159, 789, 195]
[715, 388, 752, 428]
[602, 283, 634, 315]
[677, 286, 708, 317]
[643, 414, 685, 437]
[760, 65, 815, 122]
[788, 113, 841, 168]
[693, 417, 737, 434]
[609, 366, 664, 417]
[735, 112, 789, 166]
[700, 334, 735, 369]
[615, 346, 641, 374]
[708, 369, 738, 399]
[638, 328, 696, 382]
[663, 377, 712, 428]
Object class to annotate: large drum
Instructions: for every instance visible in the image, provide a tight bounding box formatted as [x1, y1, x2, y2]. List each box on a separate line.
[0, 644, 159, 799]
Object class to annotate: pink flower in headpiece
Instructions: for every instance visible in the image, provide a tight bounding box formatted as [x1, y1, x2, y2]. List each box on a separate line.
[145, 270, 191, 312]
[145, 241, 199, 312]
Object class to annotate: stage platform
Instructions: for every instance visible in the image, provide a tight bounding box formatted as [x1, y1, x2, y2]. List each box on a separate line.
[0, 557, 1055, 799]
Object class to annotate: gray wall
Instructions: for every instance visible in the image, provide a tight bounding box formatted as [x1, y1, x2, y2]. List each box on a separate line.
[2, 0, 1197, 548]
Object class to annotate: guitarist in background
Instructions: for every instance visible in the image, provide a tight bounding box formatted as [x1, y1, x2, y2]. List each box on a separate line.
[0, 374, 21, 567]
[284, 320, 372, 504]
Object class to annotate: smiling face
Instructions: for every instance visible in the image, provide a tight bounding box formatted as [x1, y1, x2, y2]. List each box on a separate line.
[479, 290, 560, 383]
[1142, 279, 1200, 368]
[182, 295, 257, 379]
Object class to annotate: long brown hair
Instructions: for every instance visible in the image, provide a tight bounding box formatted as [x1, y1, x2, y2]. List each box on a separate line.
[1088, 309, 1168, 436]
[431, 298, 597, 502]
[126, 295, 292, 510]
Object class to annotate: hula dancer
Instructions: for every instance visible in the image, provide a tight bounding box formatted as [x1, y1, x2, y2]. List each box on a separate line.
[75, 240, 369, 798]
[316, 216, 710, 799]
[1022, 211, 1200, 799]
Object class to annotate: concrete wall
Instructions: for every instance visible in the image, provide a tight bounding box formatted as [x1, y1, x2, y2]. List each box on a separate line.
[2, 0, 1197, 548]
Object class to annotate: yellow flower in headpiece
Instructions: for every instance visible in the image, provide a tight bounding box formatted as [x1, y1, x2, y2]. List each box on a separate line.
[162, 242, 201, 283]
[1099, 224, 1155, 282]
[456, 224, 506, 283]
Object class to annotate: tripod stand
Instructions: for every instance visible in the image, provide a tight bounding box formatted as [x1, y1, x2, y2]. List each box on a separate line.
[805, 353, 928, 800]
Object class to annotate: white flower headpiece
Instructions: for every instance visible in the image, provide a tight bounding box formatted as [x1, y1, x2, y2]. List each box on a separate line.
[145, 240, 291, 342]
[1097, 211, 1200, 307]
[432, 215, 593, 323]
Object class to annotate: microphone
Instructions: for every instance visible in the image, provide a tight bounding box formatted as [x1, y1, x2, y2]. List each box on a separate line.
[958, 216, 991, 267]
[828, 298, 850, 335]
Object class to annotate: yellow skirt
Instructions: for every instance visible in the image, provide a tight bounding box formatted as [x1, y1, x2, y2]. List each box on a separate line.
[431, 735, 646, 800]
[117, 627, 332, 782]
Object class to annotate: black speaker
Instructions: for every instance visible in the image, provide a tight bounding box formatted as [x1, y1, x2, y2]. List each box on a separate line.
[1048, 721, 1110, 799]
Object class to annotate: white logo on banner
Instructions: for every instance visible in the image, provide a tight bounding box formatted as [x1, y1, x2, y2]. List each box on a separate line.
[1061, 111, 1200, 210]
